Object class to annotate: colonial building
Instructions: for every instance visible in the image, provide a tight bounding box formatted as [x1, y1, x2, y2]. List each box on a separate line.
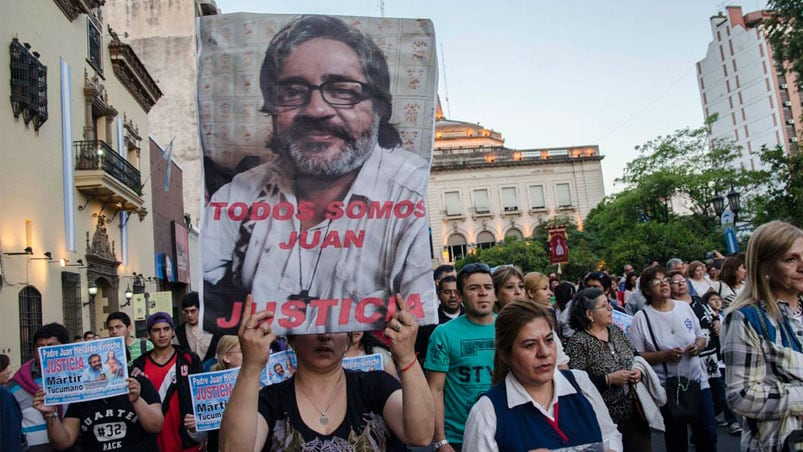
[697, 6, 802, 170]
[105, 0, 219, 229]
[428, 106, 605, 263]
[0, 0, 161, 366]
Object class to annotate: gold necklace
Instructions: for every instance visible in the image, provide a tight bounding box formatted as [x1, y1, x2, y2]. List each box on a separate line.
[296, 371, 345, 425]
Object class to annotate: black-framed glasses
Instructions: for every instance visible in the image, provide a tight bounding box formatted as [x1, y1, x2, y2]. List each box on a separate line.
[273, 80, 374, 107]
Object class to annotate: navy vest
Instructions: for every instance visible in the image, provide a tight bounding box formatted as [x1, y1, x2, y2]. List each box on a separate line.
[488, 370, 603, 451]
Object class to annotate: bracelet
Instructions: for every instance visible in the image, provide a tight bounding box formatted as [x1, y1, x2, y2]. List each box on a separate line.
[604, 374, 610, 386]
[433, 439, 449, 448]
[399, 353, 419, 373]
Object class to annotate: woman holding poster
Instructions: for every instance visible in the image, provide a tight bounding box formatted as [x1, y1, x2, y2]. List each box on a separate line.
[220, 294, 433, 450]
[32, 376, 163, 451]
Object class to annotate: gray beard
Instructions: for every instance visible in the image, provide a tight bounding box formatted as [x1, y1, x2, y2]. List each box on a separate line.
[277, 119, 379, 178]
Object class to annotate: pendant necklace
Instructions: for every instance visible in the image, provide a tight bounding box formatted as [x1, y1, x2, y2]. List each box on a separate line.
[289, 220, 332, 305]
[296, 371, 344, 425]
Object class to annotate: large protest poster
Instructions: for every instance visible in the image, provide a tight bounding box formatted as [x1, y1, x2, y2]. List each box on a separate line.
[39, 337, 128, 405]
[198, 13, 439, 336]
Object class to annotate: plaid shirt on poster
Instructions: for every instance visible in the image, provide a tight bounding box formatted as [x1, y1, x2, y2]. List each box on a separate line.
[723, 301, 803, 452]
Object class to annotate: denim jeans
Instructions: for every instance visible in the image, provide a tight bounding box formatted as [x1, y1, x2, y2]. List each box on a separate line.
[660, 387, 718, 452]
[709, 375, 738, 424]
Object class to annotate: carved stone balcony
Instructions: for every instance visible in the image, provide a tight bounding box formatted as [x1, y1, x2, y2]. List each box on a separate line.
[74, 140, 144, 211]
[108, 30, 162, 113]
[53, 0, 105, 21]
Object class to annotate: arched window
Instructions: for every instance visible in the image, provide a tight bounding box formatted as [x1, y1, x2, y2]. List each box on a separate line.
[476, 231, 496, 250]
[19, 286, 43, 363]
[505, 228, 524, 240]
[446, 234, 467, 262]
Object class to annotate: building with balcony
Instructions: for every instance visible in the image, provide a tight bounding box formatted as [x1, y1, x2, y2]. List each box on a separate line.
[696, 6, 802, 171]
[0, 0, 162, 366]
[429, 105, 605, 263]
[106, 0, 219, 229]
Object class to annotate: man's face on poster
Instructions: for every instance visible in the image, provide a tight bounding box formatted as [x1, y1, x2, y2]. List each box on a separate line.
[272, 38, 379, 178]
[274, 363, 284, 375]
[89, 355, 102, 372]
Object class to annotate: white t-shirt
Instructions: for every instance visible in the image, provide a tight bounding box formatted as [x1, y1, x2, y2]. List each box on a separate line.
[629, 301, 709, 388]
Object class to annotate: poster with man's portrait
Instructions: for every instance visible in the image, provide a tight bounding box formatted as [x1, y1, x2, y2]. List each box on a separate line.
[198, 13, 438, 336]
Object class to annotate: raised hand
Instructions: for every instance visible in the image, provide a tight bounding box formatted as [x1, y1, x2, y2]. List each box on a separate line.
[383, 293, 419, 366]
[238, 294, 276, 371]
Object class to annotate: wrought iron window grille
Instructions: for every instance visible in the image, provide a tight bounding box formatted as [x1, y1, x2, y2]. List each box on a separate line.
[9, 38, 48, 131]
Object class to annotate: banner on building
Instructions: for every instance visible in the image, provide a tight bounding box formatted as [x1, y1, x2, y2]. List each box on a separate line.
[547, 226, 569, 265]
[173, 221, 191, 284]
[39, 337, 128, 405]
[197, 13, 439, 336]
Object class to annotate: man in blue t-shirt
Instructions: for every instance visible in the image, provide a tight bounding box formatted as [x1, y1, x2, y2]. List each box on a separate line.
[425, 262, 496, 452]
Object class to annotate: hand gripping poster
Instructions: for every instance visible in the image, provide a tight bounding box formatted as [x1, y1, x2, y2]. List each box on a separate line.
[198, 14, 439, 335]
[39, 337, 128, 405]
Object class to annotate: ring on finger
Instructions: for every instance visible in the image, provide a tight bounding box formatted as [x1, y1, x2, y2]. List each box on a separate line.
[391, 322, 401, 332]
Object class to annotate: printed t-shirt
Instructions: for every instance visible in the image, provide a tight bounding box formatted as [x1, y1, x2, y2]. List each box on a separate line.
[64, 375, 159, 451]
[143, 351, 195, 452]
[424, 315, 496, 444]
[257, 370, 400, 451]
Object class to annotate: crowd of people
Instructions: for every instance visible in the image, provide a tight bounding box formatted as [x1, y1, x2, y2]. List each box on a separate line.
[2, 220, 802, 451]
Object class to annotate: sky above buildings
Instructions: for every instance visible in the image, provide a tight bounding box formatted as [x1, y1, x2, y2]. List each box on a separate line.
[215, 0, 769, 195]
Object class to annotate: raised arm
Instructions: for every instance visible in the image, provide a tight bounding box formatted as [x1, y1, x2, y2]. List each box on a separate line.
[382, 293, 434, 446]
[219, 295, 273, 452]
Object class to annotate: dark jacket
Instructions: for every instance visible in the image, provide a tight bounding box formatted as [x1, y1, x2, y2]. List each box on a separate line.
[132, 346, 202, 449]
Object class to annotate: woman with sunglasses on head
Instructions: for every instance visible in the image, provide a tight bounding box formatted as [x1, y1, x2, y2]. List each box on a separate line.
[463, 301, 622, 451]
[723, 221, 803, 451]
[492, 265, 526, 311]
[565, 288, 650, 451]
[628, 265, 716, 452]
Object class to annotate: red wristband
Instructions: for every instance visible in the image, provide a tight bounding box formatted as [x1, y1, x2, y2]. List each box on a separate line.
[399, 353, 419, 373]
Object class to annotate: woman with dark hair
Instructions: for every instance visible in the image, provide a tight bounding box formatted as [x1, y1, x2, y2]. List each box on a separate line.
[623, 272, 639, 305]
[714, 254, 746, 307]
[724, 221, 803, 450]
[629, 266, 716, 451]
[345, 331, 398, 377]
[565, 289, 649, 451]
[491, 265, 526, 310]
[0, 354, 11, 385]
[554, 281, 577, 341]
[463, 301, 622, 451]
[220, 295, 433, 450]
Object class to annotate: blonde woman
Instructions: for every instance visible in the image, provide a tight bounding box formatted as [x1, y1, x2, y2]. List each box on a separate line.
[723, 221, 803, 450]
[211, 335, 242, 372]
[524, 272, 570, 368]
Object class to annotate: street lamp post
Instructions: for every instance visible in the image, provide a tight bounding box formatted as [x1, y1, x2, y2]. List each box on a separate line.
[122, 285, 133, 307]
[84, 281, 98, 307]
[727, 186, 741, 225]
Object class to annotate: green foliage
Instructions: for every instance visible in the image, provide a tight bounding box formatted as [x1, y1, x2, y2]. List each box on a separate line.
[456, 217, 602, 283]
[752, 145, 803, 226]
[765, 1, 803, 84]
[456, 237, 549, 274]
[585, 122, 750, 271]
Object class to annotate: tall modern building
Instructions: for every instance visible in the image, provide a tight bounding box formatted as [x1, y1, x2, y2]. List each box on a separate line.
[697, 6, 802, 171]
[428, 104, 605, 264]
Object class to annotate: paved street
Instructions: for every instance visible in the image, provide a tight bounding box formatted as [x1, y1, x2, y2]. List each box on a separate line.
[652, 422, 741, 451]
